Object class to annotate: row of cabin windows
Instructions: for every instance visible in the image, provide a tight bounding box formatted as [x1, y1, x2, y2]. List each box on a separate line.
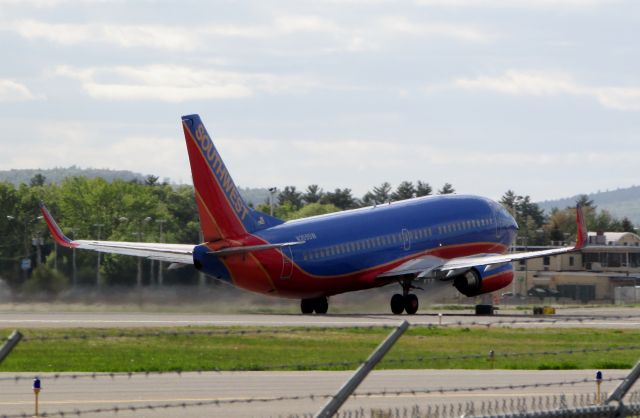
[301, 216, 496, 262]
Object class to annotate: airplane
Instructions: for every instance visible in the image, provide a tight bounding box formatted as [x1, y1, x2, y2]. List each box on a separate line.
[39, 114, 588, 315]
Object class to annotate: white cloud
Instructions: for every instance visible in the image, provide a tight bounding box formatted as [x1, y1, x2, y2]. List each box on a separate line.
[380, 16, 491, 42]
[415, 0, 623, 9]
[54, 65, 318, 102]
[453, 70, 640, 111]
[3, 20, 201, 51]
[274, 15, 341, 34]
[0, 79, 35, 102]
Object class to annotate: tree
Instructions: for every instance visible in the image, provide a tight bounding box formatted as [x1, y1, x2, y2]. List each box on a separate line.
[144, 175, 159, 186]
[289, 203, 340, 220]
[415, 181, 432, 197]
[322, 188, 358, 210]
[391, 181, 416, 201]
[278, 186, 303, 210]
[438, 183, 455, 195]
[302, 184, 324, 204]
[500, 190, 518, 214]
[30, 173, 46, 187]
[621, 217, 635, 233]
[363, 182, 392, 205]
[575, 194, 595, 208]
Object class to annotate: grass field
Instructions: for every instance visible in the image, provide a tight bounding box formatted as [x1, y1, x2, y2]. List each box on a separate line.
[1, 326, 639, 373]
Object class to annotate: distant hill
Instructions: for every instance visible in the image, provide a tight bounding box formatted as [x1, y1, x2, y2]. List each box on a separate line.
[0, 167, 270, 208]
[537, 186, 640, 225]
[0, 167, 147, 185]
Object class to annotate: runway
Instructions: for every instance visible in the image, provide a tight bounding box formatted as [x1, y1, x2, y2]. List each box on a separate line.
[2, 308, 640, 329]
[0, 369, 626, 418]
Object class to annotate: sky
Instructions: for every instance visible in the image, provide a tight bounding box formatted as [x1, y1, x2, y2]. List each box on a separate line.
[0, 0, 638, 202]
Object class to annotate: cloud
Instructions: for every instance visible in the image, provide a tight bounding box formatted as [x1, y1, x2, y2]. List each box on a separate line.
[2, 20, 200, 51]
[415, 0, 623, 9]
[453, 70, 640, 111]
[380, 16, 491, 42]
[0, 79, 35, 101]
[54, 65, 318, 102]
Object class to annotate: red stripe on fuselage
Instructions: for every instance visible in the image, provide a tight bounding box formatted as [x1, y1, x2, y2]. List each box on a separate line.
[215, 239, 509, 299]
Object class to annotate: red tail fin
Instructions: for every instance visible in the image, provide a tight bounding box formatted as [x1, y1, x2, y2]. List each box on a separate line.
[182, 114, 258, 241]
[575, 204, 588, 249]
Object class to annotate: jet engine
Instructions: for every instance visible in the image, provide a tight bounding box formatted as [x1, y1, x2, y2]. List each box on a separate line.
[452, 263, 514, 297]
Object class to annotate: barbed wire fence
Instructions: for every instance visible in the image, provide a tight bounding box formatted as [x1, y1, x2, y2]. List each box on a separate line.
[3, 316, 640, 417]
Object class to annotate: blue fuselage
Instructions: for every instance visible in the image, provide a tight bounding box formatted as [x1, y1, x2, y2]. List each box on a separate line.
[195, 194, 518, 294]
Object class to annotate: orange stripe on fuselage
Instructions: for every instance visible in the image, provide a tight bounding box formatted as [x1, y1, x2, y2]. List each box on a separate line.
[239, 241, 509, 299]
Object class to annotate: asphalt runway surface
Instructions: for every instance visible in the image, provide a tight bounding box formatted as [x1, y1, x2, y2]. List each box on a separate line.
[2, 307, 640, 328]
[0, 370, 627, 418]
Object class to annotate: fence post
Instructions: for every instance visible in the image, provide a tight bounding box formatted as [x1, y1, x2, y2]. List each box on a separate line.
[0, 330, 22, 364]
[607, 359, 640, 404]
[314, 320, 409, 418]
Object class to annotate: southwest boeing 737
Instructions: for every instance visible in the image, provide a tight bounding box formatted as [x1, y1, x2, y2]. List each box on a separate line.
[40, 114, 587, 314]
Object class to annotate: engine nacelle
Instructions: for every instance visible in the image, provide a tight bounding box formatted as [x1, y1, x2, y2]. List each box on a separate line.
[452, 263, 514, 297]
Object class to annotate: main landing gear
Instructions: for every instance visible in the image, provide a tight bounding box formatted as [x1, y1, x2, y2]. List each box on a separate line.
[390, 280, 419, 315]
[301, 296, 328, 314]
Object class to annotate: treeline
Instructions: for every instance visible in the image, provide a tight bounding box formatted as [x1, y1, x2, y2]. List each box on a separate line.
[0, 174, 201, 292]
[259, 181, 455, 219]
[500, 191, 635, 246]
[0, 175, 636, 294]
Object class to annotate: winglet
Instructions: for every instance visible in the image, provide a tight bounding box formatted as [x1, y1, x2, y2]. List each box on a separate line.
[39, 202, 77, 248]
[575, 204, 588, 250]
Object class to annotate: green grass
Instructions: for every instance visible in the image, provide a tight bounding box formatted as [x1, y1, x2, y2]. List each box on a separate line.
[1, 326, 639, 372]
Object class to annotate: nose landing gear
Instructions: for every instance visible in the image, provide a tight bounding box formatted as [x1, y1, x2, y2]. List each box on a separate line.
[390, 280, 420, 315]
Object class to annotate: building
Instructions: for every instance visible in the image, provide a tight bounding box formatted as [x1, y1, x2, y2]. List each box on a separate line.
[512, 231, 640, 303]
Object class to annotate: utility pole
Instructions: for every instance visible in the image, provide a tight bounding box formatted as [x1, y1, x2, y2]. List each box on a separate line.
[93, 223, 104, 287]
[136, 231, 143, 287]
[143, 217, 153, 284]
[156, 219, 166, 285]
[71, 228, 77, 287]
[268, 187, 277, 216]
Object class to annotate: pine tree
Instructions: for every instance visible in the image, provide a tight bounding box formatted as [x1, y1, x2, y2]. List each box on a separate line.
[391, 181, 416, 201]
[438, 183, 455, 195]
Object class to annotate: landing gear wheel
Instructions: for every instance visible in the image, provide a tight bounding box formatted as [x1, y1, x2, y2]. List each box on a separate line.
[404, 294, 419, 315]
[314, 296, 328, 314]
[300, 296, 329, 314]
[301, 298, 314, 314]
[390, 293, 405, 314]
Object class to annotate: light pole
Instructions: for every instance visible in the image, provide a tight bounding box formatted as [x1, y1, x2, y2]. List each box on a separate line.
[156, 219, 166, 286]
[7, 215, 42, 277]
[268, 187, 277, 216]
[144, 217, 153, 284]
[93, 223, 104, 287]
[70, 228, 77, 287]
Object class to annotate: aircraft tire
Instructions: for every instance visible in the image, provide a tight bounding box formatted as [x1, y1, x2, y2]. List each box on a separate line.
[404, 294, 419, 315]
[314, 296, 328, 314]
[390, 293, 405, 314]
[301, 299, 314, 314]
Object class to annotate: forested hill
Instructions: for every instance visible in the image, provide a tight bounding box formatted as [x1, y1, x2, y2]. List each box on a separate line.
[537, 185, 640, 225]
[0, 167, 270, 207]
[0, 167, 146, 185]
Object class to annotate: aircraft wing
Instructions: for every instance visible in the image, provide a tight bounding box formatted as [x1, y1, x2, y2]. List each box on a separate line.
[40, 203, 303, 264]
[40, 203, 195, 264]
[378, 205, 587, 281]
